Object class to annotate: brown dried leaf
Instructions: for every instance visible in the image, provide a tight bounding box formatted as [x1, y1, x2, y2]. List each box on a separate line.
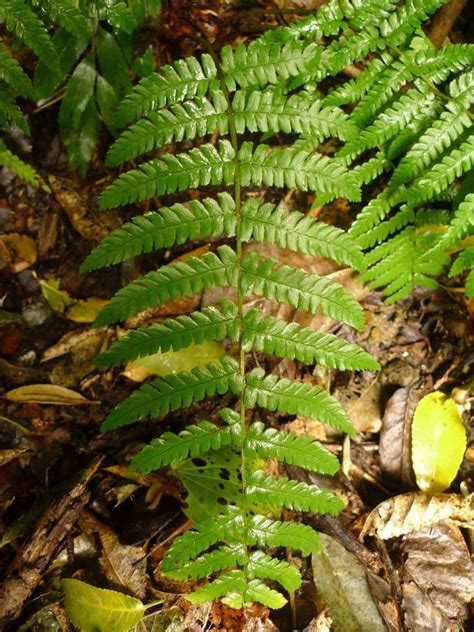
[0, 234, 37, 272]
[79, 510, 147, 599]
[379, 387, 419, 487]
[402, 582, 457, 632]
[362, 492, 474, 539]
[402, 523, 474, 622]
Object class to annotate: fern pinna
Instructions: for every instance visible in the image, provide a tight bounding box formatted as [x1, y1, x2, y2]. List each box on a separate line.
[81, 4, 386, 610]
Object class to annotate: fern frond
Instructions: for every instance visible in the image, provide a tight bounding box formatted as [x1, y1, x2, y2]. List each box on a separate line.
[245, 471, 344, 514]
[349, 194, 392, 241]
[241, 199, 365, 271]
[38, 0, 92, 40]
[352, 151, 392, 186]
[164, 544, 246, 581]
[245, 369, 355, 435]
[101, 356, 241, 431]
[390, 105, 473, 187]
[3, 0, 59, 72]
[164, 506, 244, 565]
[94, 245, 237, 327]
[245, 421, 340, 474]
[405, 135, 474, 206]
[438, 193, 474, 249]
[239, 144, 361, 202]
[450, 247, 474, 296]
[241, 580, 287, 610]
[113, 54, 218, 127]
[248, 551, 301, 593]
[357, 205, 415, 249]
[82, 193, 236, 272]
[0, 43, 35, 98]
[187, 571, 248, 605]
[248, 515, 321, 556]
[0, 140, 41, 188]
[131, 418, 242, 473]
[241, 252, 365, 330]
[362, 227, 450, 301]
[106, 93, 228, 166]
[99, 140, 236, 209]
[241, 310, 379, 370]
[96, 302, 238, 367]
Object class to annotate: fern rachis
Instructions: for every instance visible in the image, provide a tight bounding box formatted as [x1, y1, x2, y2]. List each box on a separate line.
[83, 2, 392, 611]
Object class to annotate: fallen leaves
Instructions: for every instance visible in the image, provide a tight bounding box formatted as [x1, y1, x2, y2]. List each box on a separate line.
[3, 384, 95, 405]
[362, 492, 474, 539]
[0, 233, 37, 273]
[39, 278, 108, 323]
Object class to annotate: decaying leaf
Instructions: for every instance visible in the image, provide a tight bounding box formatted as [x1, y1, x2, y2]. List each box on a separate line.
[123, 341, 225, 381]
[311, 533, 388, 632]
[411, 391, 466, 493]
[0, 234, 37, 273]
[39, 278, 108, 323]
[402, 523, 474, 622]
[130, 607, 185, 632]
[379, 387, 418, 488]
[362, 492, 474, 539]
[79, 510, 147, 599]
[3, 384, 93, 405]
[62, 578, 146, 632]
[402, 582, 454, 632]
[42, 327, 113, 387]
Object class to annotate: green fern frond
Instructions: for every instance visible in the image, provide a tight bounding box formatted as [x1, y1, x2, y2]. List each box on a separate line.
[450, 247, 474, 296]
[131, 417, 242, 473]
[113, 54, 218, 127]
[405, 135, 474, 206]
[164, 506, 244, 565]
[357, 205, 415, 249]
[2, 0, 59, 72]
[38, 0, 92, 40]
[362, 227, 450, 301]
[245, 369, 355, 435]
[248, 551, 301, 593]
[241, 580, 288, 610]
[101, 356, 241, 431]
[0, 43, 35, 98]
[245, 422, 340, 474]
[352, 151, 392, 186]
[241, 199, 365, 271]
[99, 140, 236, 209]
[245, 471, 344, 514]
[349, 194, 393, 241]
[390, 105, 473, 187]
[438, 193, 474, 249]
[187, 571, 248, 605]
[94, 245, 238, 327]
[0, 140, 43, 188]
[241, 252, 365, 330]
[241, 310, 378, 370]
[96, 302, 238, 367]
[248, 515, 321, 556]
[164, 544, 245, 581]
[81, 193, 236, 272]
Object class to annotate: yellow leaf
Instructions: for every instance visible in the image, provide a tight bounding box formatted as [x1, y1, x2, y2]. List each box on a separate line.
[411, 391, 466, 493]
[39, 278, 74, 314]
[66, 297, 109, 323]
[3, 384, 93, 405]
[123, 341, 224, 382]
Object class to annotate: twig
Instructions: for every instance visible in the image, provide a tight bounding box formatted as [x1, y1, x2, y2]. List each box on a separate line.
[428, 0, 468, 48]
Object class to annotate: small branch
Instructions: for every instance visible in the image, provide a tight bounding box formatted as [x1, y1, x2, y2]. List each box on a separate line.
[428, 0, 468, 48]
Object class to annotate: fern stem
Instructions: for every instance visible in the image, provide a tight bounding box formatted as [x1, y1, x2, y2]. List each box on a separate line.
[198, 34, 251, 602]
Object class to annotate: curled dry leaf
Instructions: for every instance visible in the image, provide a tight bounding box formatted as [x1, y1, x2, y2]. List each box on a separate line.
[39, 278, 108, 323]
[402, 523, 474, 622]
[411, 391, 466, 493]
[361, 492, 474, 539]
[79, 510, 147, 599]
[379, 387, 419, 488]
[3, 384, 94, 405]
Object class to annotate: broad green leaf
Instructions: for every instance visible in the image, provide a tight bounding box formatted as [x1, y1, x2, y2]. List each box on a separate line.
[96, 27, 131, 100]
[58, 56, 96, 142]
[411, 391, 466, 493]
[62, 579, 145, 632]
[96, 74, 120, 134]
[123, 341, 225, 381]
[67, 98, 100, 177]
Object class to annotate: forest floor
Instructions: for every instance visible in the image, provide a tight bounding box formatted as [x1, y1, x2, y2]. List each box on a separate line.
[0, 1, 473, 631]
